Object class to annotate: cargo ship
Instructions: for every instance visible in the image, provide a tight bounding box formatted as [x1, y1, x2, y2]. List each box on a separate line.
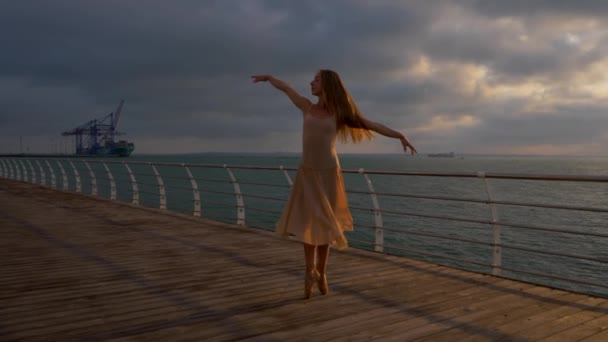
[62, 100, 135, 157]
[428, 152, 455, 158]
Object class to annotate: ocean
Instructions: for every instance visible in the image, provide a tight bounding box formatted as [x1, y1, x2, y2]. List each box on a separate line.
[11, 153, 608, 297]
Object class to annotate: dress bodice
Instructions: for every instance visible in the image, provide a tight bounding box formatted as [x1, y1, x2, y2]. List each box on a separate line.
[301, 110, 338, 169]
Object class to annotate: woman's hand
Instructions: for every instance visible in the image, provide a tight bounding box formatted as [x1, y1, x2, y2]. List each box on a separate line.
[251, 75, 272, 83]
[400, 136, 417, 155]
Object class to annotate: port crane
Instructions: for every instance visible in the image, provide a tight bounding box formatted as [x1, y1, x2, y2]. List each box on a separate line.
[61, 100, 134, 156]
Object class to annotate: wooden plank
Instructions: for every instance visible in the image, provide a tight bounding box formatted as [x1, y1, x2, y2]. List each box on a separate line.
[481, 295, 608, 341]
[343, 282, 541, 340]
[538, 314, 608, 341]
[254, 278, 519, 341]
[416, 289, 578, 341]
[510, 301, 608, 340]
[580, 327, 608, 342]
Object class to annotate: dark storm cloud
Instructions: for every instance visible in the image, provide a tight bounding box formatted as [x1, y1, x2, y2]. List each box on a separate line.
[0, 0, 436, 137]
[464, 0, 608, 18]
[1, 1, 607, 154]
[422, 17, 606, 82]
[424, 29, 568, 79]
[0, 1, 427, 86]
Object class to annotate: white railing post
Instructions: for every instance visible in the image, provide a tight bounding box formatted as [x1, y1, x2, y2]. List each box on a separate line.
[0, 159, 7, 178]
[123, 163, 139, 205]
[359, 168, 384, 252]
[56, 160, 69, 191]
[13, 159, 20, 180]
[12, 159, 21, 181]
[2, 159, 9, 179]
[18, 160, 28, 182]
[3, 158, 8, 178]
[150, 164, 166, 210]
[3, 159, 9, 179]
[26, 160, 36, 184]
[479, 171, 502, 276]
[84, 161, 97, 196]
[224, 164, 245, 226]
[102, 162, 117, 200]
[280, 165, 293, 186]
[68, 160, 82, 193]
[4, 159, 9, 179]
[8, 159, 16, 180]
[35, 160, 46, 186]
[184, 165, 201, 217]
[8, 159, 15, 179]
[4, 159, 10, 179]
[9, 159, 17, 179]
[44, 160, 57, 189]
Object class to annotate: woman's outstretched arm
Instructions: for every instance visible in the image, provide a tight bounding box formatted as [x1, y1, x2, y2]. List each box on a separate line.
[361, 118, 417, 155]
[252, 75, 311, 111]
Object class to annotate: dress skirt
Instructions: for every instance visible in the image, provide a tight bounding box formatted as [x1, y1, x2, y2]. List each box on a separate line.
[276, 164, 353, 250]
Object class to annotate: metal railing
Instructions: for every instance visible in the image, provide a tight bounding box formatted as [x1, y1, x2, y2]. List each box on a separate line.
[1, 157, 607, 298]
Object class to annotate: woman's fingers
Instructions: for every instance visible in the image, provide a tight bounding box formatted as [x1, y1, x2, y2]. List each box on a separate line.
[403, 141, 417, 155]
[410, 145, 418, 155]
[251, 75, 269, 82]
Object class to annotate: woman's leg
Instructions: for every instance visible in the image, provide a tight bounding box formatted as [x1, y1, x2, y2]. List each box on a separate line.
[316, 244, 330, 294]
[316, 244, 330, 274]
[303, 243, 316, 298]
[303, 243, 316, 273]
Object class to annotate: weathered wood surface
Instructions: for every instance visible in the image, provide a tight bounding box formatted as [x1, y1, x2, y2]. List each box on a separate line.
[1, 179, 607, 341]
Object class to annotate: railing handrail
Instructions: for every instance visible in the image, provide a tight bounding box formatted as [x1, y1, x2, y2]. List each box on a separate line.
[22, 158, 607, 218]
[3, 156, 607, 236]
[13, 157, 608, 183]
[347, 189, 608, 214]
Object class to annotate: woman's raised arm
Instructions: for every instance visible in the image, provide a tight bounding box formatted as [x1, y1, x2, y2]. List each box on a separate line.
[252, 75, 311, 111]
[361, 118, 417, 155]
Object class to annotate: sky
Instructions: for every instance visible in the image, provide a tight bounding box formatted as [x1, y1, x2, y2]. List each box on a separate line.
[1, 0, 608, 156]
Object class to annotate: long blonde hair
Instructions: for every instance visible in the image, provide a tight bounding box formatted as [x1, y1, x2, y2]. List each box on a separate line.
[320, 69, 374, 143]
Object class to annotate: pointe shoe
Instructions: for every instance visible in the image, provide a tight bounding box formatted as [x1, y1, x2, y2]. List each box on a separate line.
[304, 270, 318, 299]
[317, 271, 328, 295]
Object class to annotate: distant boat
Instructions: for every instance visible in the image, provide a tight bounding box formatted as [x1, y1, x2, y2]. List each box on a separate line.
[85, 140, 135, 157]
[428, 152, 455, 158]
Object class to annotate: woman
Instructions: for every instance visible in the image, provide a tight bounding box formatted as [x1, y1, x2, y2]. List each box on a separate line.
[252, 70, 416, 299]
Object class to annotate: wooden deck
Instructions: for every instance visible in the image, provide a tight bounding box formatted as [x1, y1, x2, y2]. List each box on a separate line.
[1, 179, 607, 341]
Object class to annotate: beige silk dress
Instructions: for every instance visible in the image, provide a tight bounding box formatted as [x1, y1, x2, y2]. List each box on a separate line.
[275, 107, 353, 250]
